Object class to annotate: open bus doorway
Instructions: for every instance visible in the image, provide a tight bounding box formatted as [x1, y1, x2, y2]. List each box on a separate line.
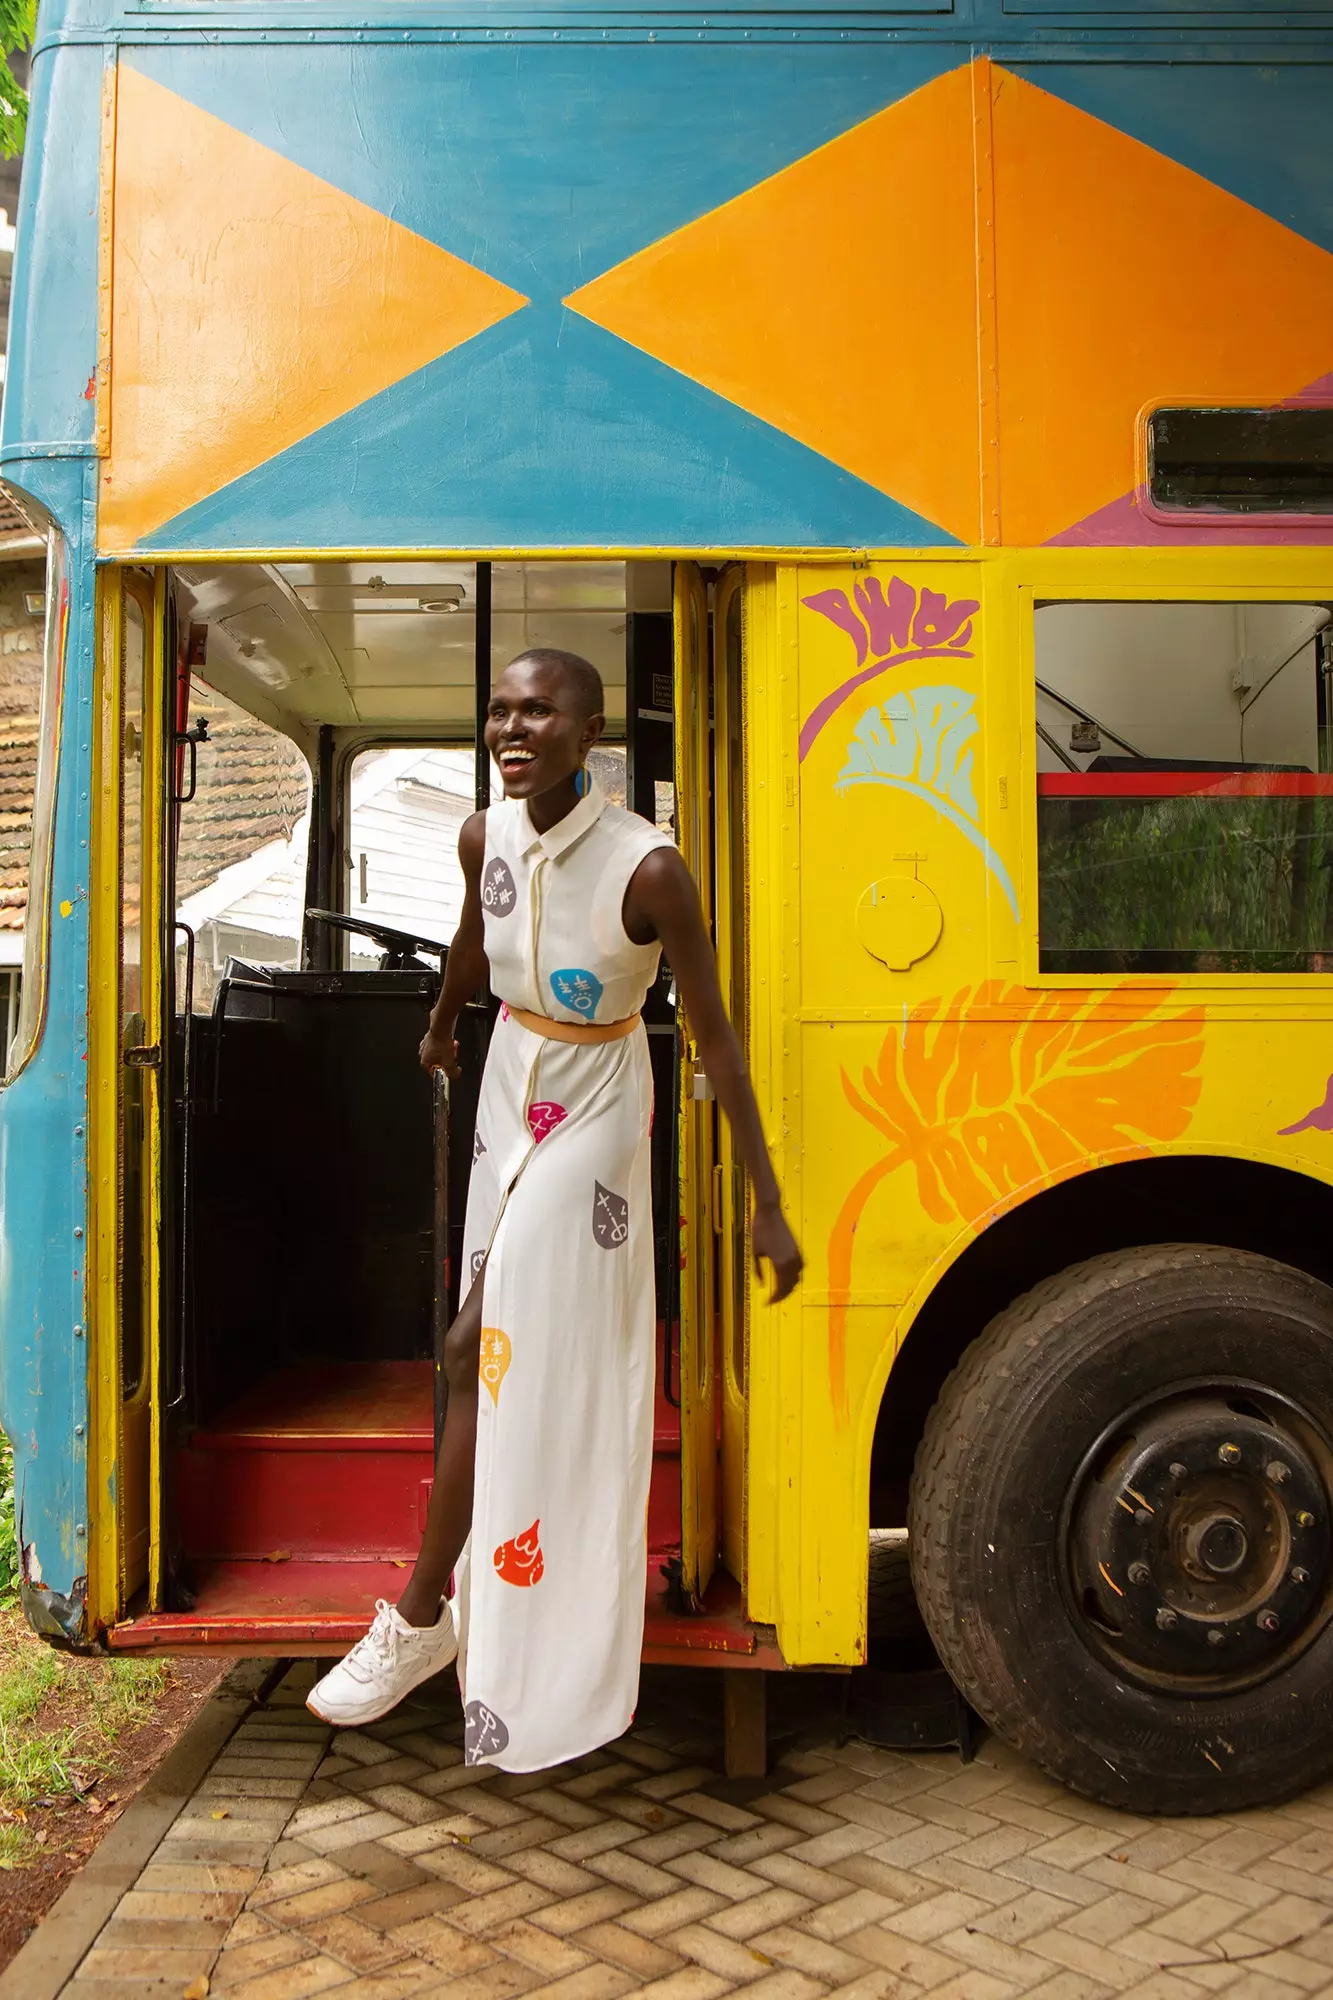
[102, 556, 747, 1658]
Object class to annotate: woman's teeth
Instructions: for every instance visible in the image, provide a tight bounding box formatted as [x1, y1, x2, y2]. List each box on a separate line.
[502, 750, 535, 765]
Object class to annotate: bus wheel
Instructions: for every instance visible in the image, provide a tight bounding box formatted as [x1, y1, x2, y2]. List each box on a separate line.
[908, 1243, 1333, 1814]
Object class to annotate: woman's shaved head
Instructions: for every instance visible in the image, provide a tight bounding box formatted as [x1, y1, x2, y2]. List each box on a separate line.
[505, 648, 604, 721]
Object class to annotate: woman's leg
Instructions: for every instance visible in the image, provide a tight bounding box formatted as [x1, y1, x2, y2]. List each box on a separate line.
[396, 1271, 483, 1628]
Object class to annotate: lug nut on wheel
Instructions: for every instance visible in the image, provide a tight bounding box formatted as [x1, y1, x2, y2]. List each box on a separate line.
[1257, 1609, 1280, 1633]
[1291, 1566, 1310, 1585]
[1156, 1606, 1178, 1631]
[1267, 1460, 1291, 1485]
[1207, 1629, 1225, 1647]
[1127, 1561, 1151, 1586]
[1169, 1462, 1188, 1480]
[1297, 1511, 1316, 1529]
[1218, 1443, 1242, 1465]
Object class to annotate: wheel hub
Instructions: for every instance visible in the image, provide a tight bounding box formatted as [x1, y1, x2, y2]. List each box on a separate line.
[1065, 1386, 1333, 1690]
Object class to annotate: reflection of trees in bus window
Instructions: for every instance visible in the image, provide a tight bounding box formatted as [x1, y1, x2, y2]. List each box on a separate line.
[173, 680, 311, 1012]
[1036, 600, 1333, 973]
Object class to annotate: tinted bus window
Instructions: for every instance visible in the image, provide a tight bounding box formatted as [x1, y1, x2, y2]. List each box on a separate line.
[1149, 407, 1333, 513]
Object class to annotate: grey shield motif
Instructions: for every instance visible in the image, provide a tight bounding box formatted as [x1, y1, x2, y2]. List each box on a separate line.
[481, 856, 518, 917]
[470, 1249, 486, 1286]
[592, 1181, 629, 1249]
[473, 1128, 486, 1162]
[464, 1699, 510, 1763]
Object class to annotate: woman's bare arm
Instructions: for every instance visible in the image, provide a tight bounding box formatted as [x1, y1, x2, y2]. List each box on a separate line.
[624, 847, 802, 1302]
[420, 812, 488, 1078]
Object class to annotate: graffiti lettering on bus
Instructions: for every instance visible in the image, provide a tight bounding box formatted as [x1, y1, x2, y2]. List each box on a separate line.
[799, 577, 979, 760]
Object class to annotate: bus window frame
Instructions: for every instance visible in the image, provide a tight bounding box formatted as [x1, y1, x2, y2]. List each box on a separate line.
[1016, 568, 1333, 998]
[1139, 401, 1333, 532]
[5, 531, 68, 1087]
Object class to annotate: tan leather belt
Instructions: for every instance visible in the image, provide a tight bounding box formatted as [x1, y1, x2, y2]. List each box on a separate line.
[507, 1006, 640, 1045]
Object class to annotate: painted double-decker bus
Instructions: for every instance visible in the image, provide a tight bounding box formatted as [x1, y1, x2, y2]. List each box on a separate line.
[7, 0, 1333, 1812]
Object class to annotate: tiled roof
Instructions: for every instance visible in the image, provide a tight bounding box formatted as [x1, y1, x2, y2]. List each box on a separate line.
[0, 488, 34, 542]
[174, 684, 311, 903]
[0, 709, 37, 932]
[0, 672, 311, 938]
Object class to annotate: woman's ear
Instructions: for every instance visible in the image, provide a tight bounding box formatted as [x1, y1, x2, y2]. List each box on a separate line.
[581, 712, 607, 756]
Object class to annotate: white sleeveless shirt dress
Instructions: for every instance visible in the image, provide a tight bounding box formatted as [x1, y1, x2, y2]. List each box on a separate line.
[451, 780, 674, 1771]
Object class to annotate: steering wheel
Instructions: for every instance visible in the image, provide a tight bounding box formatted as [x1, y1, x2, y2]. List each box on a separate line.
[306, 908, 449, 972]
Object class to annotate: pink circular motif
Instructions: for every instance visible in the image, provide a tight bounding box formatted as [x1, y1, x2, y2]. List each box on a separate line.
[527, 1101, 568, 1143]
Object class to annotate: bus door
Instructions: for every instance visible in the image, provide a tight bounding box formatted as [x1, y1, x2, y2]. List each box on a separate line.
[92, 569, 168, 1621]
[712, 569, 749, 1589]
[674, 562, 750, 1604]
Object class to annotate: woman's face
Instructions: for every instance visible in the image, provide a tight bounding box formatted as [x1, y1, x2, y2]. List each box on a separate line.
[484, 657, 604, 800]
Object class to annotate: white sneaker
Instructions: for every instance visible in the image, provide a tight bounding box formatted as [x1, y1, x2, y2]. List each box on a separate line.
[306, 1599, 458, 1728]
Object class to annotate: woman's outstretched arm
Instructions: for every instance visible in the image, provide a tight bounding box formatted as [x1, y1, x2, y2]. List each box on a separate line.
[624, 847, 803, 1302]
[420, 811, 489, 1077]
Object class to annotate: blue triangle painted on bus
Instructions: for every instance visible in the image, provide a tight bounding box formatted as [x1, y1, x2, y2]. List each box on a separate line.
[125, 41, 965, 305]
[138, 311, 956, 552]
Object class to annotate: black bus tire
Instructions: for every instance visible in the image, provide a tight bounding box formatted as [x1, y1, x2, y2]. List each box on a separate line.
[908, 1243, 1333, 1814]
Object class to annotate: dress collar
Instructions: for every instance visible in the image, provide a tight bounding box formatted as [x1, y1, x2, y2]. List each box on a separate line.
[517, 778, 607, 860]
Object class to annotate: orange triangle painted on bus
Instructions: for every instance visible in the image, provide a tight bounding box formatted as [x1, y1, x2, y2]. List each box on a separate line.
[991, 66, 1333, 546]
[564, 64, 981, 543]
[99, 67, 528, 552]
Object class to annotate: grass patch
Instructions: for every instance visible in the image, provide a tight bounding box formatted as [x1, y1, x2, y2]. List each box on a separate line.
[0, 1613, 174, 1867]
[0, 1436, 182, 1868]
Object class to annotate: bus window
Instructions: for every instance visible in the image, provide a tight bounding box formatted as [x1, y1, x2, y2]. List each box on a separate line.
[7, 533, 64, 1080]
[173, 680, 311, 1012]
[492, 561, 629, 735]
[1149, 407, 1333, 515]
[1036, 599, 1333, 973]
[343, 746, 473, 961]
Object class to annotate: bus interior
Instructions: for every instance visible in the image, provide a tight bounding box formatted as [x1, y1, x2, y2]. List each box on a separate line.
[110, 558, 738, 1652]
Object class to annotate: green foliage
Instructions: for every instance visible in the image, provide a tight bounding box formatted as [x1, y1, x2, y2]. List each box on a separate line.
[0, 0, 33, 160]
[0, 1433, 17, 1611]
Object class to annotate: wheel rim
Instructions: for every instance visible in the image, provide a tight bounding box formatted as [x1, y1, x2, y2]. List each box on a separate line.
[1062, 1380, 1333, 1693]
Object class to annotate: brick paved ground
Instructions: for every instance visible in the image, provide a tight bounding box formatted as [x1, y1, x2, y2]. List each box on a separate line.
[63, 1659, 1333, 1999]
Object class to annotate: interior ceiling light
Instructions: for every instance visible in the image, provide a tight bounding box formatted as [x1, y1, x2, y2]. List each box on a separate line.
[418, 590, 465, 613]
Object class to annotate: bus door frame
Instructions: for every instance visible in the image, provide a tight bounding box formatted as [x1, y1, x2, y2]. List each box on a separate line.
[673, 561, 752, 1604]
[673, 562, 719, 1604]
[712, 567, 750, 1590]
[89, 566, 169, 1629]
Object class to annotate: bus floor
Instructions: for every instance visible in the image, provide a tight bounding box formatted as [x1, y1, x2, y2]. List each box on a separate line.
[109, 1357, 763, 1664]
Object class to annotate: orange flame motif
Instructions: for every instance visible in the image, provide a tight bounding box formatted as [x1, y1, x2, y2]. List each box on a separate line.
[827, 981, 1205, 1414]
[479, 1328, 512, 1406]
[493, 1519, 544, 1587]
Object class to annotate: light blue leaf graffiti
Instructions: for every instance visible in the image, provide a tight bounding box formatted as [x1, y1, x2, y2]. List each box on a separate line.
[836, 689, 1020, 921]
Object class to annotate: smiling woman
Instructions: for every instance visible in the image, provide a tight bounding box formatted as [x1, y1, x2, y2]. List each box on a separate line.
[307, 645, 801, 1763]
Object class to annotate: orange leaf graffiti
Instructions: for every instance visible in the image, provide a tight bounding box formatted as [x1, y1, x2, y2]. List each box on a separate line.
[827, 981, 1205, 1414]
